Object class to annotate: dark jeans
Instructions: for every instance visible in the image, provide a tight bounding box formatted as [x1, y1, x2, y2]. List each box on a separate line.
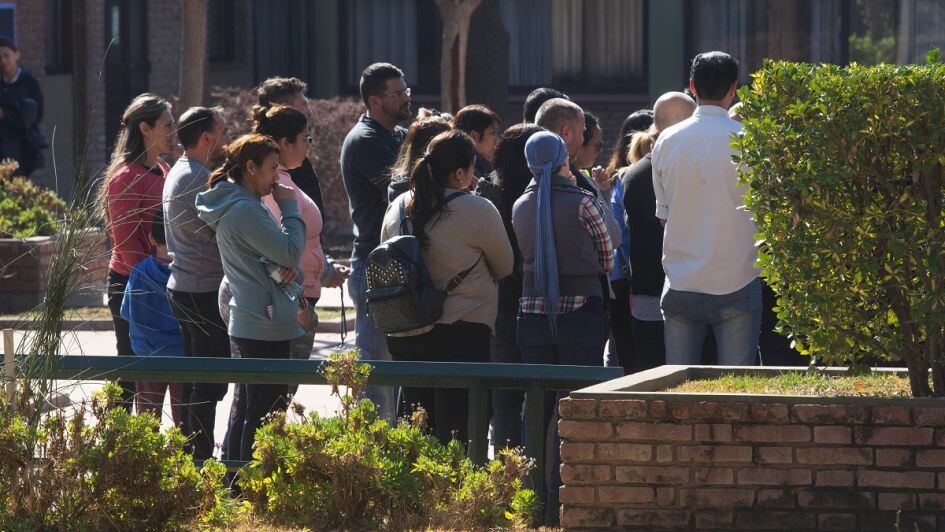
[631, 317, 666, 373]
[517, 297, 607, 526]
[388, 321, 491, 445]
[491, 307, 524, 451]
[229, 337, 291, 461]
[609, 279, 635, 374]
[106, 270, 135, 411]
[224, 298, 319, 458]
[167, 289, 231, 459]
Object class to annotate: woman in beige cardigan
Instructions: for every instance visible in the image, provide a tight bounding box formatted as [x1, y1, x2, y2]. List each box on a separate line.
[380, 130, 513, 444]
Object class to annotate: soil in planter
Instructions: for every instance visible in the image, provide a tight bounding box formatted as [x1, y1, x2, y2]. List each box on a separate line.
[668, 371, 913, 397]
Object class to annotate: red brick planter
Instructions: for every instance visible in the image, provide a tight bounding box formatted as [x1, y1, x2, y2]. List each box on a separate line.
[559, 365, 945, 531]
[0, 231, 109, 313]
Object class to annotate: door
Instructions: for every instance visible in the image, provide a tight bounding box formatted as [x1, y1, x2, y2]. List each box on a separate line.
[104, 0, 150, 152]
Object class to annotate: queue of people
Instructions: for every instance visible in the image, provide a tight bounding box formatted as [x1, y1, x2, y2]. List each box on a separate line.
[102, 50, 790, 524]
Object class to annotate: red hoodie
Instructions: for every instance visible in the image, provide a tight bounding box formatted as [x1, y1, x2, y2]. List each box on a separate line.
[106, 161, 168, 275]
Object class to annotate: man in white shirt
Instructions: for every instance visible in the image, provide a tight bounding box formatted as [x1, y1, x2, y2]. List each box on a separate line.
[651, 51, 761, 366]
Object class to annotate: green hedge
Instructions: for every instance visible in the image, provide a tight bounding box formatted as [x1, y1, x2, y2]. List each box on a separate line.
[734, 50, 945, 396]
[0, 161, 66, 238]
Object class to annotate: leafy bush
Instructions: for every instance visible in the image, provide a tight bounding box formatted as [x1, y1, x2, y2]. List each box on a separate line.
[734, 51, 945, 396]
[239, 351, 538, 530]
[0, 383, 235, 531]
[211, 87, 363, 242]
[0, 160, 67, 238]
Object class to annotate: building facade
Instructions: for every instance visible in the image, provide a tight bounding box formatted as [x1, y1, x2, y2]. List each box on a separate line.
[8, 0, 945, 200]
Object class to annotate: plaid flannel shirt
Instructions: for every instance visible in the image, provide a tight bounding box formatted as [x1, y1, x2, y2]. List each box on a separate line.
[520, 195, 614, 314]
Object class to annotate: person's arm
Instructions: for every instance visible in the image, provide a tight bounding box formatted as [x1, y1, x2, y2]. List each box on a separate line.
[652, 145, 669, 222]
[475, 199, 514, 280]
[120, 272, 134, 323]
[28, 74, 43, 124]
[611, 179, 631, 273]
[579, 196, 615, 274]
[108, 170, 154, 269]
[234, 198, 306, 269]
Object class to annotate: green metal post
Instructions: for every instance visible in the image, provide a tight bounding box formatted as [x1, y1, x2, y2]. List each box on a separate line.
[467, 382, 489, 465]
[524, 382, 546, 501]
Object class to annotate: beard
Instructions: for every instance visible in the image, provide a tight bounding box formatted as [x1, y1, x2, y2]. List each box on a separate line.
[208, 146, 227, 168]
[391, 101, 412, 121]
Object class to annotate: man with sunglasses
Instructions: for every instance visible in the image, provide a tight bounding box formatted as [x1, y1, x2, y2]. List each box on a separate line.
[340, 62, 411, 423]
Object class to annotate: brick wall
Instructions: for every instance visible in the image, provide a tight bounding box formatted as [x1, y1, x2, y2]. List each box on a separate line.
[73, 0, 107, 179]
[558, 396, 945, 531]
[0, 233, 108, 312]
[147, 0, 182, 100]
[11, 0, 45, 77]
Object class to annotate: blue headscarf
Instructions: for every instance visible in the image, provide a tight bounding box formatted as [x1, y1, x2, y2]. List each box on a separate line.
[524, 131, 569, 333]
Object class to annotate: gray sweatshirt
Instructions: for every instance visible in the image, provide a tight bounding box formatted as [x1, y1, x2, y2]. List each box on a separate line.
[196, 181, 306, 342]
[163, 155, 224, 292]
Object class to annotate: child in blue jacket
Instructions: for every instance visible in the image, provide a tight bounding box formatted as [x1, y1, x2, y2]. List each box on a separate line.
[121, 211, 185, 425]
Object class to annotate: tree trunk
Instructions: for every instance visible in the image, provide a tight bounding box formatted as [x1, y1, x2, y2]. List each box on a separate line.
[465, 0, 509, 120]
[180, 0, 209, 109]
[435, 0, 482, 113]
[905, 356, 933, 397]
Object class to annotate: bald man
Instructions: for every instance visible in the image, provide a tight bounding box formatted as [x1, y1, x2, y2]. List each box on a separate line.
[620, 92, 695, 372]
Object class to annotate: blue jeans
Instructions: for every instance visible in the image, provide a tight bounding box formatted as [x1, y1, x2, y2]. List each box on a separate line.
[348, 259, 397, 422]
[661, 277, 762, 366]
[517, 297, 607, 526]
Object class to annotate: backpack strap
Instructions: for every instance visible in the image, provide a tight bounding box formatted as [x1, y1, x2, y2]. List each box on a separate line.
[443, 254, 483, 294]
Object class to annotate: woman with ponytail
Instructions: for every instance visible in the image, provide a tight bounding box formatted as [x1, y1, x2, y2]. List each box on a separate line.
[100, 93, 175, 410]
[196, 133, 306, 461]
[379, 130, 513, 445]
[511, 131, 614, 524]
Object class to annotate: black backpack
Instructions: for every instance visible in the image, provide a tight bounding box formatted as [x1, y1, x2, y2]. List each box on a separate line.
[365, 192, 480, 335]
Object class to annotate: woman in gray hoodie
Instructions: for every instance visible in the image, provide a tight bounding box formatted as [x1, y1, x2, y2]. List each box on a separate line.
[195, 133, 306, 461]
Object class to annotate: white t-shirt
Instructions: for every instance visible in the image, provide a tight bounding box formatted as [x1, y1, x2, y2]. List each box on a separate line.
[652, 105, 759, 296]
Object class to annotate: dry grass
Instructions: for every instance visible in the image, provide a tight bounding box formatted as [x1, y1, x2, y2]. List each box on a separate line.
[667, 371, 912, 397]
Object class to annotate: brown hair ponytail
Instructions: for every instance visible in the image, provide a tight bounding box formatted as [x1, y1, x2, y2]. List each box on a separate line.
[251, 104, 307, 144]
[207, 134, 280, 189]
[407, 130, 476, 249]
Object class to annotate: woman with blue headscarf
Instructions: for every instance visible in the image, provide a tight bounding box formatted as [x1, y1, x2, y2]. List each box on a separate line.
[511, 131, 614, 525]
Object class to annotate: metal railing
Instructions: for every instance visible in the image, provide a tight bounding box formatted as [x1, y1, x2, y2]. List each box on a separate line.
[11, 353, 622, 497]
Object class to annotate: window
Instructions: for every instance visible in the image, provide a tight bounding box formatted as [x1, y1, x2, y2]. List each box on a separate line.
[850, 0, 945, 65]
[686, 0, 945, 82]
[502, 0, 646, 90]
[45, 0, 73, 74]
[0, 3, 13, 42]
[208, 0, 235, 62]
[343, 0, 420, 89]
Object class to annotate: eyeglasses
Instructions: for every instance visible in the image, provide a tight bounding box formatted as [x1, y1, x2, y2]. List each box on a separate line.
[384, 87, 412, 99]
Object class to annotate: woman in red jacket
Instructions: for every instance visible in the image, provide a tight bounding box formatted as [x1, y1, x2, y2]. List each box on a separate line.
[99, 93, 175, 410]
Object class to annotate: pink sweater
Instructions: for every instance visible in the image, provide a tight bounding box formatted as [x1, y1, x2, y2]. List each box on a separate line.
[263, 168, 325, 298]
[106, 161, 169, 275]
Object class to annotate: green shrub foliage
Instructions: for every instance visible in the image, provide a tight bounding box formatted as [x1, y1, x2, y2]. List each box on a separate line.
[240, 351, 538, 530]
[734, 51, 945, 396]
[0, 161, 67, 238]
[0, 384, 232, 530]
